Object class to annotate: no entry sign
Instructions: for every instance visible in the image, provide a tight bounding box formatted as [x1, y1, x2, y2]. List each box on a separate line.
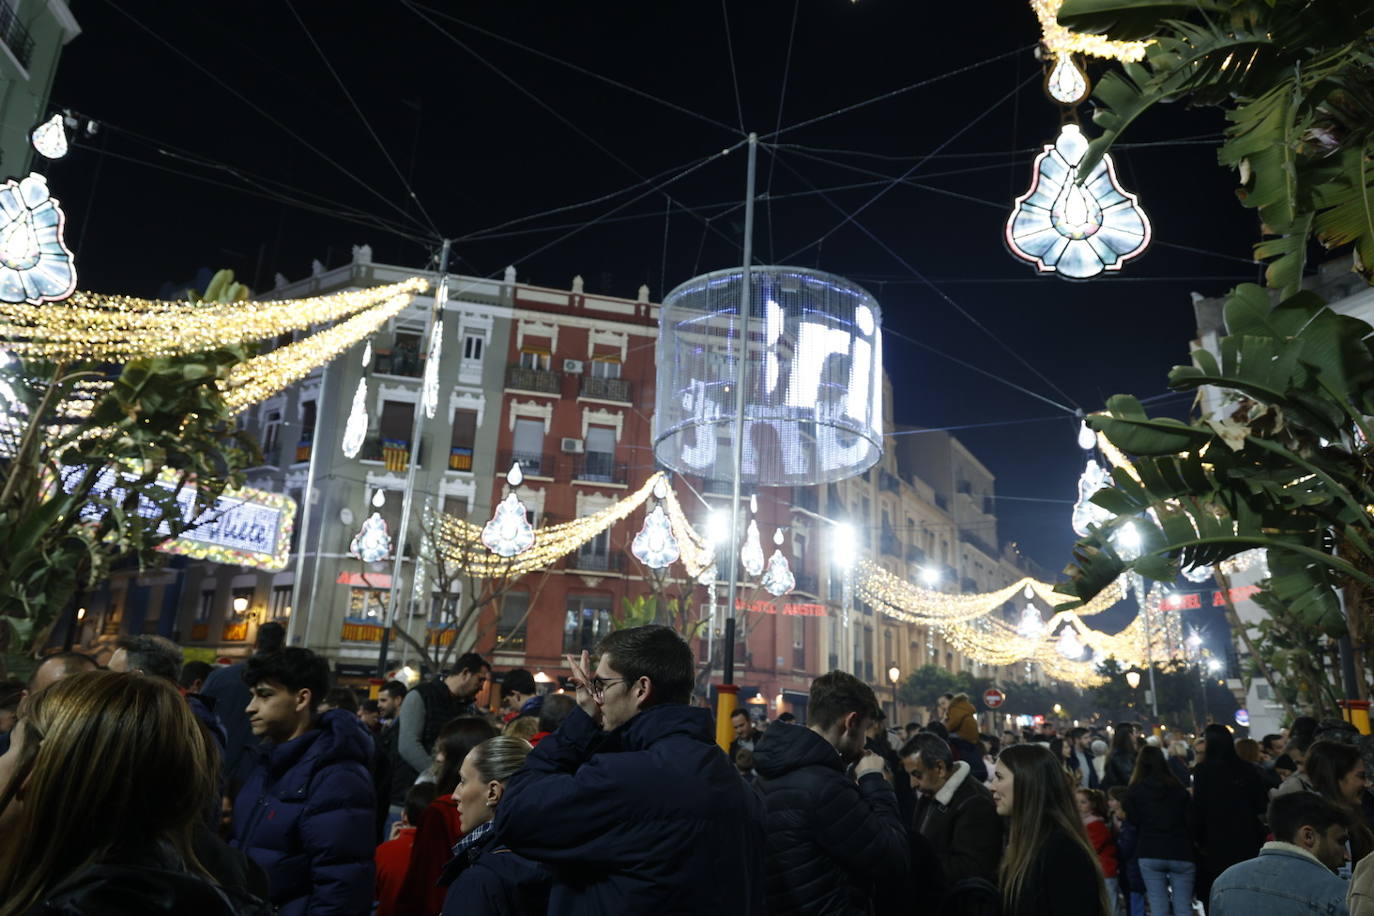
[983, 688, 1006, 709]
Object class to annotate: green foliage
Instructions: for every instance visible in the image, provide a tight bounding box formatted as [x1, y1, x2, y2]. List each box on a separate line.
[187, 268, 252, 304]
[617, 594, 659, 630]
[0, 348, 256, 655]
[1248, 587, 1343, 716]
[1057, 0, 1374, 294]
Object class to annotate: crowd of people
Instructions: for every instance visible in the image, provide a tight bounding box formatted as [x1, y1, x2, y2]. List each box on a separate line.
[3, 623, 1374, 915]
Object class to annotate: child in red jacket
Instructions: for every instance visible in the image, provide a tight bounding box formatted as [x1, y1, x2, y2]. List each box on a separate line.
[375, 783, 438, 916]
[1078, 787, 1119, 878]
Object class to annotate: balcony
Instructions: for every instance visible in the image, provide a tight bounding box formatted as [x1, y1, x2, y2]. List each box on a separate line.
[579, 376, 632, 403]
[959, 528, 999, 558]
[373, 349, 423, 378]
[506, 365, 562, 395]
[794, 572, 819, 596]
[360, 436, 427, 470]
[0, 3, 34, 69]
[572, 453, 627, 485]
[879, 469, 901, 494]
[448, 446, 474, 471]
[294, 439, 313, 464]
[569, 550, 624, 574]
[498, 449, 555, 479]
[880, 529, 901, 558]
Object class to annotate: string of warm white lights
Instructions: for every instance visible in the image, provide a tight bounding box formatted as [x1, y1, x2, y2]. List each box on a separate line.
[0, 278, 428, 360]
[1029, 0, 1149, 62]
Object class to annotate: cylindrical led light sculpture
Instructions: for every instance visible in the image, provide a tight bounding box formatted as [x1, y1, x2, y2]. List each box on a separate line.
[653, 266, 883, 486]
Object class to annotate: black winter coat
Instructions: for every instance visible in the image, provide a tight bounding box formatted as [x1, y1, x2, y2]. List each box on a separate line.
[1099, 750, 1135, 791]
[440, 829, 552, 916]
[199, 661, 259, 791]
[1124, 780, 1193, 862]
[753, 722, 908, 915]
[912, 761, 1003, 884]
[23, 861, 272, 916]
[494, 703, 767, 915]
[1189, 760, 1268, 880]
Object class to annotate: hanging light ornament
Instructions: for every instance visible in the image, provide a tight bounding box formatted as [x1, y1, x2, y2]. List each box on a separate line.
[1005, 124, 1151, 280]
[631, 505, 680, 570]
[481, 463, 535, 557]
[1017, 604, 1045, 638]
[761, 527, 796, 597]
[31, 114, 68, 160]
[1181, 563, 1214, 583]
[1023, 583, 1035, 600]
[349, 512, 392, 563]
[1046, 52, 1090, 105]
[0, 173, 76, 305]
[1057, 625, 1084, 659]
[741, 519, 765, 577]
[341, 377, 368, 459]
[1071, 458, 1113, 537]
[1077, 420, 1097, 450]
[421, 323, 442, 420]
[362, 338, 373, 367]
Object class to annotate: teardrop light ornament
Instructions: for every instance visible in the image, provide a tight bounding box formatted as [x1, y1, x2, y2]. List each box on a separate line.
[31, 114, 68, 160]
[741, 520, 765, 577]
[481, 492, 535, 557]
[1046, 52, 1089, 105]
[1006, 124, 1151, 280]
[506, 462, 524, 488]
[761, 548, 796, 598]
[631, 505, 680, 570]
[341, 377, 368, 459]
[652, 475, 670, 501]
[1077, 420, 1096, 450]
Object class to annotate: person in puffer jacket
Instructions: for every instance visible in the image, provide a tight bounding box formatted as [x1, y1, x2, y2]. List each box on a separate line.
[231, 647, 376, 916]
[753, 670, 908, 915]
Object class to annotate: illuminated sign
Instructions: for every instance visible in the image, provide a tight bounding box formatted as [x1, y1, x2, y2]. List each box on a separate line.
[1160, 585, 1260, 611]
[59, 466, 294, 571]
[735, 599, 827, 617]
[654, 267, 884, 486]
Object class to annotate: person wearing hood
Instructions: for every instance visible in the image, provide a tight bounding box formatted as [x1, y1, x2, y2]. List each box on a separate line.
[754, 670, 908, 915]
[231, 647, 376, 916]
[493, 625, 766, 915]
[0, 670, 270, 916]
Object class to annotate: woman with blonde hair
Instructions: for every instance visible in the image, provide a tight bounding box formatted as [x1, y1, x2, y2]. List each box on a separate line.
[441, 736, 550, 914]
[991, 743, 1112, 916]
[0, 670, 269, 915]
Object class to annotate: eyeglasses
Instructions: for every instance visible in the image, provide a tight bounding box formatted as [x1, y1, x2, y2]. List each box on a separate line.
[588, 675, 631, 702]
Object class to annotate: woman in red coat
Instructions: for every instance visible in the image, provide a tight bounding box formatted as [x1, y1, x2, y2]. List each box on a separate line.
[1078, 787, 1119, 879]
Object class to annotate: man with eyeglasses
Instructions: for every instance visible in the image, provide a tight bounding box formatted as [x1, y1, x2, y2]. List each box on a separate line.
[903, 731, 1002, 888]
[493, 624, 766, 915]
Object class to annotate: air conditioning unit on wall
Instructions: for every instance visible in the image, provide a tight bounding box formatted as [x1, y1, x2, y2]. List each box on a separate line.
[563, 359, 584, 373]
[561, 437, 584, 453]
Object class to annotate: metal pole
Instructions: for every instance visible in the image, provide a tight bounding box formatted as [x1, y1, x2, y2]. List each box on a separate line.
[378, 240, 451, 678]
[715, 134, 756, 751]
[287, 362, 328, 648]
[722, 134, 758, 687]
[1138, 573, 1160, 719]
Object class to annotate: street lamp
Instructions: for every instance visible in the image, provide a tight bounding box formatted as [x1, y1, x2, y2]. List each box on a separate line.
[888, 664, 901, 721]
[232, 596, 250, 616]
[1125, 670, 1141, 689]
[919, 566, 941, 587]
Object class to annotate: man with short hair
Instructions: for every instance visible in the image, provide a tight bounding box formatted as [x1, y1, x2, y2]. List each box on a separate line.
[1262, 733, 1287, 761]
[730, 706, 762, 759]
[1066, 726, 1100, 789]
[376, 679, 407, 723]
[904, 732, 1002, 886]
[112, 634, 227, 750]
[0, 651, 98, 754]
[495, 624, 766, 914]
[202, 620, 287, 788]
[530, 692, 576, 745]
[181, 660, 213, 696]
[754, 670, 908, 915]
[231, 647, 375, 916]
[500, 667, 540, 721]
[388, 651, 489, 795]
[1210, 791, 1351, 915]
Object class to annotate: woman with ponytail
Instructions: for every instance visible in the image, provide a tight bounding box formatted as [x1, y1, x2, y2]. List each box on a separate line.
[991, 743, 1112, 916]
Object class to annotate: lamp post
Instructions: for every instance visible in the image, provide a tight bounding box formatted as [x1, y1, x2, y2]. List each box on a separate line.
[888, 664, 901, 722]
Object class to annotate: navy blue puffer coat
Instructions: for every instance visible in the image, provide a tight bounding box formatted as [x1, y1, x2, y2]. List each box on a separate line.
[230, 708, 376, 916]
[494, 703, 767, 915]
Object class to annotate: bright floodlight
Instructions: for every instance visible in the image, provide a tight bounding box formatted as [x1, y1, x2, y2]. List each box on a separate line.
[919, 566, 941, 587]
[832, 522, 858, 569]
[653, 266, 884, 486]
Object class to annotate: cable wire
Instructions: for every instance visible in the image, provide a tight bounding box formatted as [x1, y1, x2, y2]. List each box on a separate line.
[764, 0, 801, 264]
[282, 0, 442, 237]
[720, 0, 747, 133]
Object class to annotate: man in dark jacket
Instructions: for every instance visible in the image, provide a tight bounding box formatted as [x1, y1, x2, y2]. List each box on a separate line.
[494, 624, 766, 915]
[230, 647, 376, 916]
[1066, 726, 1100, 789]
[388, 651, 489, 797]
[201, 621, 286, 790]
[904, 732, 1002, 886]
[753, 670, 908, 915]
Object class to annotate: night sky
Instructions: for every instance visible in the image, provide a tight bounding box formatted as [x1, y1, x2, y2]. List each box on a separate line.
[45, 1, 1261, 638]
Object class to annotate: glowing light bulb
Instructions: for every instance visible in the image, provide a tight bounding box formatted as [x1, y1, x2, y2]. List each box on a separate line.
[372, 489, 386, 508]
[773, 527, 784, 546]
[1077, 421, 1096, 450]
[507, 462, 524, 487]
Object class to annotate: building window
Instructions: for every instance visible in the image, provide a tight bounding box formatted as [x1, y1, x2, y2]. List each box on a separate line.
[518, 348, 551, 371]
[262, 409, 282, 459]
[196, 590, 215, 623]
[349, 588, 387, 619]
[498, 591, 529, 651]
[564, 595, 612, 654]
[512, 418, 546, 471]
[450, 408, 477, 471]
[463, 334, 484, 361]
[269, 585, 293, 619]
[590, 356, 620, 379]
[583, 425, 616, 480]
[793, 617, 806, 669]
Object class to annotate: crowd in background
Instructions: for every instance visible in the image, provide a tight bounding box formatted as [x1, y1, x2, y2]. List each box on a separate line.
[4, 624, 1374, 915]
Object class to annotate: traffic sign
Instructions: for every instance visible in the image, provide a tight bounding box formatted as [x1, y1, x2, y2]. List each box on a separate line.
[983, 688, 1006, 709]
